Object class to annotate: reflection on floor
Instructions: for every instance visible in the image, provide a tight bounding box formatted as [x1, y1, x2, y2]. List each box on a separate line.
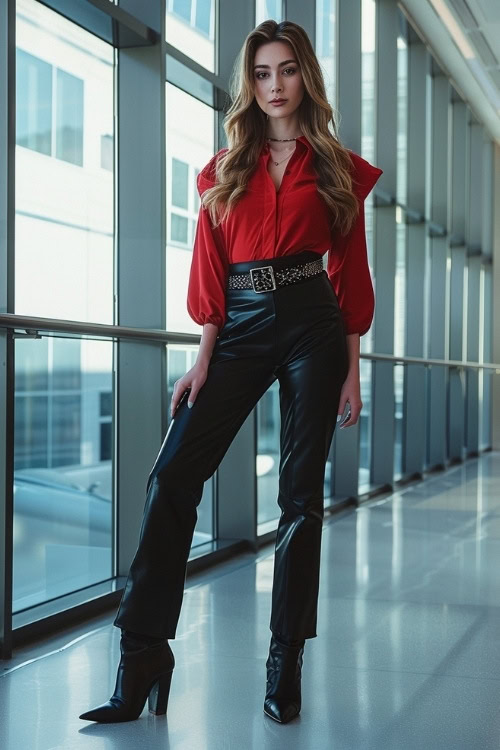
[2, 452, 500, 749]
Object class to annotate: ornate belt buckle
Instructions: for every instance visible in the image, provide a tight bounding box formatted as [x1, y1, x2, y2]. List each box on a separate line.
[249, 265, 276, 293]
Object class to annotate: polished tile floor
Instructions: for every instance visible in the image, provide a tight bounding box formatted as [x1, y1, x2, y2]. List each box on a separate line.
[2, 452, 500, 749]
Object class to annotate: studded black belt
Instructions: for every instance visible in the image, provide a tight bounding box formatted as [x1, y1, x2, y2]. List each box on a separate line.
[227, 257, 324, 293]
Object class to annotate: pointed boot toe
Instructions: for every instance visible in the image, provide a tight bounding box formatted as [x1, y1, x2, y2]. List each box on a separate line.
[263, 696, 300, 723]
[79, 697, 128, 723]
[263, 635, 305, 724]
[79, 634, 174, 723]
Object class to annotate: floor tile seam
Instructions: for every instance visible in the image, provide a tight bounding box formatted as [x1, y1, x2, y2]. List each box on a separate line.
[307, 662, 500, 683]
[324, 594, 500, 613]
[0, 625, 109, 677]
[356, 457, 490, 509]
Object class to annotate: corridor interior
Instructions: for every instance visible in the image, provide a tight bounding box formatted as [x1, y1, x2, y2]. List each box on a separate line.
[1, 451, 500, 749]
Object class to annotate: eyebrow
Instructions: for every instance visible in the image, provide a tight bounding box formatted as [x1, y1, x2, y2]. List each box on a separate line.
[253, 59, 297, 70]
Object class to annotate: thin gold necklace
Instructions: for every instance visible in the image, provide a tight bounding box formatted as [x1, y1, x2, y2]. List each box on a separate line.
[269, 144, 295, 167]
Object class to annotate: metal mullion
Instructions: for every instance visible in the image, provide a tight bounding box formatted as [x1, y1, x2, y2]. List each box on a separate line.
[0, 0, 15, 661]
[448, 98, 467, 461]
[466, 120, 483, 456]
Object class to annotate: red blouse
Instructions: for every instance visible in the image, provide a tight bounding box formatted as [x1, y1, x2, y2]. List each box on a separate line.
[186, 135, 383, 336]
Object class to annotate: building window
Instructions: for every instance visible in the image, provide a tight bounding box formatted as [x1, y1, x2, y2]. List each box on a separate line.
[171, 213, 189, 244]
[101, 133, 113, 171]
[16, 48, 84, 166]
[16, 48, 52, 156]
[169, 0, 214, 37]
[55, 67, 84, 165]
[172, 157, 189, 209]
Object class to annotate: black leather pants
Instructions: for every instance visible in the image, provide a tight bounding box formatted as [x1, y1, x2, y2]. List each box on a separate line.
[113, 250, 349, 643]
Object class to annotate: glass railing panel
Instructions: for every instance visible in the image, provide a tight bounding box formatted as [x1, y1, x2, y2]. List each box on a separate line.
[358, 357, 373, 493]
[13, 336, 113, 612]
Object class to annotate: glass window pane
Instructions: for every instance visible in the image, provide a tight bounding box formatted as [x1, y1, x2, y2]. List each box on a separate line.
[358, 359, 373, 493]
[257, 381, 280, 529]
[393, 363, 404, 480]
[167, 346, 214, 547]
[361, 0, 376, 163]
[166, 83, 214, 334]
[16, 48, 52, 155]
[396, 29, 408, 206]
[166, 0, 215, 73]
[316, 0, 337, 108]
[13, 337, 113, 611]
[256, 0, 282, 24]
[361, 0, 376, 361]
[15, 0, 114, 324]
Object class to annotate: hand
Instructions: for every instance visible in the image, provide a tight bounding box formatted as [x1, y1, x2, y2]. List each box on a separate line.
[337, 370, 362, 429]
[170, 363, 208, 418]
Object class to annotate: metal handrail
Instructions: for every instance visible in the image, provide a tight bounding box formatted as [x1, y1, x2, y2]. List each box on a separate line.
[0, 313, 499, 372]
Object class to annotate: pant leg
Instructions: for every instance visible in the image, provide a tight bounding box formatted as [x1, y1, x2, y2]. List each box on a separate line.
[269, 295, 349, 642]
[113, 353, 276, 639]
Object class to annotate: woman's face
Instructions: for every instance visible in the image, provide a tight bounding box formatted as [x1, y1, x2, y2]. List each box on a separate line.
[252, 40, 305, 120]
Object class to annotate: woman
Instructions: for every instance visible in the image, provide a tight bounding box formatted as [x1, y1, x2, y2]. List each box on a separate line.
[80, 19, 382, 725]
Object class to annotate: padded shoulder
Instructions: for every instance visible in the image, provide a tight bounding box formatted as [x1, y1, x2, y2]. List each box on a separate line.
[196, 148, 229, 196]
[347, 150, 383, 201]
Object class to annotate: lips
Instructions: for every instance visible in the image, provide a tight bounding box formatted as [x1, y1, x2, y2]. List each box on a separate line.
[269, 99, 287, 103]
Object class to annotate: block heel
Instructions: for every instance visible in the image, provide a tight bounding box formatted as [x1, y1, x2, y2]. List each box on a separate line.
[148, 669, 174, 715]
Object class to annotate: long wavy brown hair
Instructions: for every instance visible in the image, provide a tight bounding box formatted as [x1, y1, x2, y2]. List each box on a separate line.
[201, 19, 359, 236]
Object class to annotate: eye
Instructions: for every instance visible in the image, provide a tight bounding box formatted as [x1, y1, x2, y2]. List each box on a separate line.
[255, 71, 269, 79]
[283, 67, 297, 75]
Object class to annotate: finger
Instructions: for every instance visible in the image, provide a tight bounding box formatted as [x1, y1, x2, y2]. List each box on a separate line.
[187, 387, 196, 408]
[340, 407, 360, 428]
[171, 384, 186, 417]
[339, 414, 351, 428]
[336, 398, 347, 422]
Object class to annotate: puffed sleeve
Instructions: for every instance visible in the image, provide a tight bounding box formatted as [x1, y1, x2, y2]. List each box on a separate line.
[327, 151, 383, 336]
[186, 149, 229, 332]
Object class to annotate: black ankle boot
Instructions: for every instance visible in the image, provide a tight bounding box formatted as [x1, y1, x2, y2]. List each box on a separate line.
[79, 631, 175, 723]
[263, 634, 305, 723]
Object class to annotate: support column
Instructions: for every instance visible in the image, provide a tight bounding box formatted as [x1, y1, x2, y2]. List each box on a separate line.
[494, 144, 500, 450]
[403, 38, 428, 476]
[116, 1, 167, 574]
[332, 0, 362, 500]
[427, 70, 450, 470]
[371, 0, 398, 486]
[448, 97, 468, 462]
[465, 121, 484, 456]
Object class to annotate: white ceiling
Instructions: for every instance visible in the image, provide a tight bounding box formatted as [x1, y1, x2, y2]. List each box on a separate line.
[401, 0, 500, 144]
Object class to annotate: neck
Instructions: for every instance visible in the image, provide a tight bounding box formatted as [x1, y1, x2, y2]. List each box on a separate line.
[265, 114, 302, 141]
